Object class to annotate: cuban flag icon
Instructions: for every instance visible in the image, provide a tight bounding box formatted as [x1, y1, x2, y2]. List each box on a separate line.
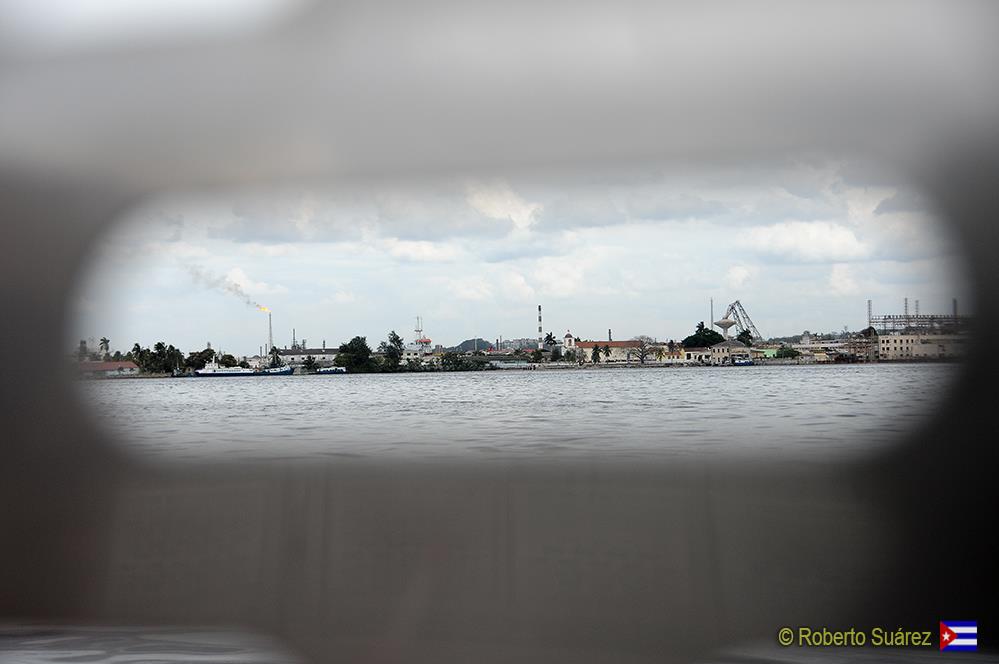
[940, 621, 977, 651]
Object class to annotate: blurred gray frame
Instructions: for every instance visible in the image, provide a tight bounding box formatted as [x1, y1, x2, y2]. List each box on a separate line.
[2, 2, 997, 662]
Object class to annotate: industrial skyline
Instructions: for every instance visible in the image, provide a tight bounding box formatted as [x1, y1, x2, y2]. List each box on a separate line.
[70, 164, 970, 356]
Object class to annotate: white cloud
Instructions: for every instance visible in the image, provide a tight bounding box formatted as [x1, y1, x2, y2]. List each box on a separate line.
[243, 243, 299, 257]
[329, 291, 356, 304]
[533, 255, 588, 297]
[828, 263, 860, 295]
[384, 238, 462, 262]
[725, 264, 754, 289]
[500, 270, 536, 300]
[743, 221, 869, 262]
[74, 165, 966, 353]
[466, 181, 540, 231]
[446, 276, 494, 301]
[225, 267, 287, 295]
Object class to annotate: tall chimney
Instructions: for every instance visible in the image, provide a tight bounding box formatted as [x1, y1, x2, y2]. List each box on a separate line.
[608, 328, 612, 342]
[268, 312, 273, 351]
[915, 299, 920, 316]
[538, 305, 543, 350]
[867, 299, 872, 328]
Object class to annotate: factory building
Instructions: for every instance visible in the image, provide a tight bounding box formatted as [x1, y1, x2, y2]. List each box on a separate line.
[276, 347, 337, 365]
[869, 298, 968, 361]
[877, 333, 965, 361]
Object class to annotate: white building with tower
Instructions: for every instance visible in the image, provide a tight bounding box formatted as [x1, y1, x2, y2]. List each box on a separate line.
[403, 316, 434, 361]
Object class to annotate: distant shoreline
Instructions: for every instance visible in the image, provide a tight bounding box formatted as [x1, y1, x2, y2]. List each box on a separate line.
[75, 358, 959, 379]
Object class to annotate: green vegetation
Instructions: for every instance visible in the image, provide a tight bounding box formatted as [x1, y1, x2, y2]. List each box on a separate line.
[591, 346, 601, 363]
[439, 352, 488, 371]
[269, 345, 284, 368]
[302, 355, 318, 373]
[378, 331, 405, 371]
[736, 329, 753, 346]
[682, 322, 724, 348]
[108, 341, 190, 373]
[776, 346, 801, 359]
[334, 336, 377, 373]
[186, 347, 216, 370]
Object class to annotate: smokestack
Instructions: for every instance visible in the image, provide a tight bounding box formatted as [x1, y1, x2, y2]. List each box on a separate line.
[268, 312, 273, 351]
[710, 297, 714, 331]
[538, 305, 543, 350]
[915, 299, 920, 316]
[608, 328, 612, 342]
[904, 297, 909, 318]
[867, 299, 872, 328]
[293, 328, 297, 349]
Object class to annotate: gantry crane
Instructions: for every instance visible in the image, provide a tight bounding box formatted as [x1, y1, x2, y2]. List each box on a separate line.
[723, 300, 764, 342]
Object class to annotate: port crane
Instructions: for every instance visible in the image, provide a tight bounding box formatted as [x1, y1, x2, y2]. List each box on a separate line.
[723, 300, 764, 342]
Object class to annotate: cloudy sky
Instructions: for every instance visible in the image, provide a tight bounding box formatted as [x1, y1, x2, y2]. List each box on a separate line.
[72, 160, 969, 356]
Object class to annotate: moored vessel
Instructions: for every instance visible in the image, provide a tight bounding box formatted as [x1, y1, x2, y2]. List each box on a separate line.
[194, 360, 293, 376]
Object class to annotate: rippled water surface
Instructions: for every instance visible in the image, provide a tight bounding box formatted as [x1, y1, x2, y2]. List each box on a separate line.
[82, 364, 955, 462]
[0, 625, 298, 663]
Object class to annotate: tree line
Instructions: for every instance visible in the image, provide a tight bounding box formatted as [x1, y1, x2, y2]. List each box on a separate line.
[81, 321, 789, 375]
[79, 338, 248, 374]
[330, 332, 490, 373]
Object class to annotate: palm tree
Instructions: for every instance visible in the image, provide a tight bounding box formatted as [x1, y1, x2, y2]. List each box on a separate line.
[99, 337, 110, 359]
[590, 346, 601, 363]
[269, 345, 283, 368]
[602, 344, 612, 362]
[654, 346, 666, 362]
[544, 331, 557, 347]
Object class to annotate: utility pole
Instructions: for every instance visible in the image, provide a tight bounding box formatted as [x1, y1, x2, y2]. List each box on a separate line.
[538, 305, 543, 350]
